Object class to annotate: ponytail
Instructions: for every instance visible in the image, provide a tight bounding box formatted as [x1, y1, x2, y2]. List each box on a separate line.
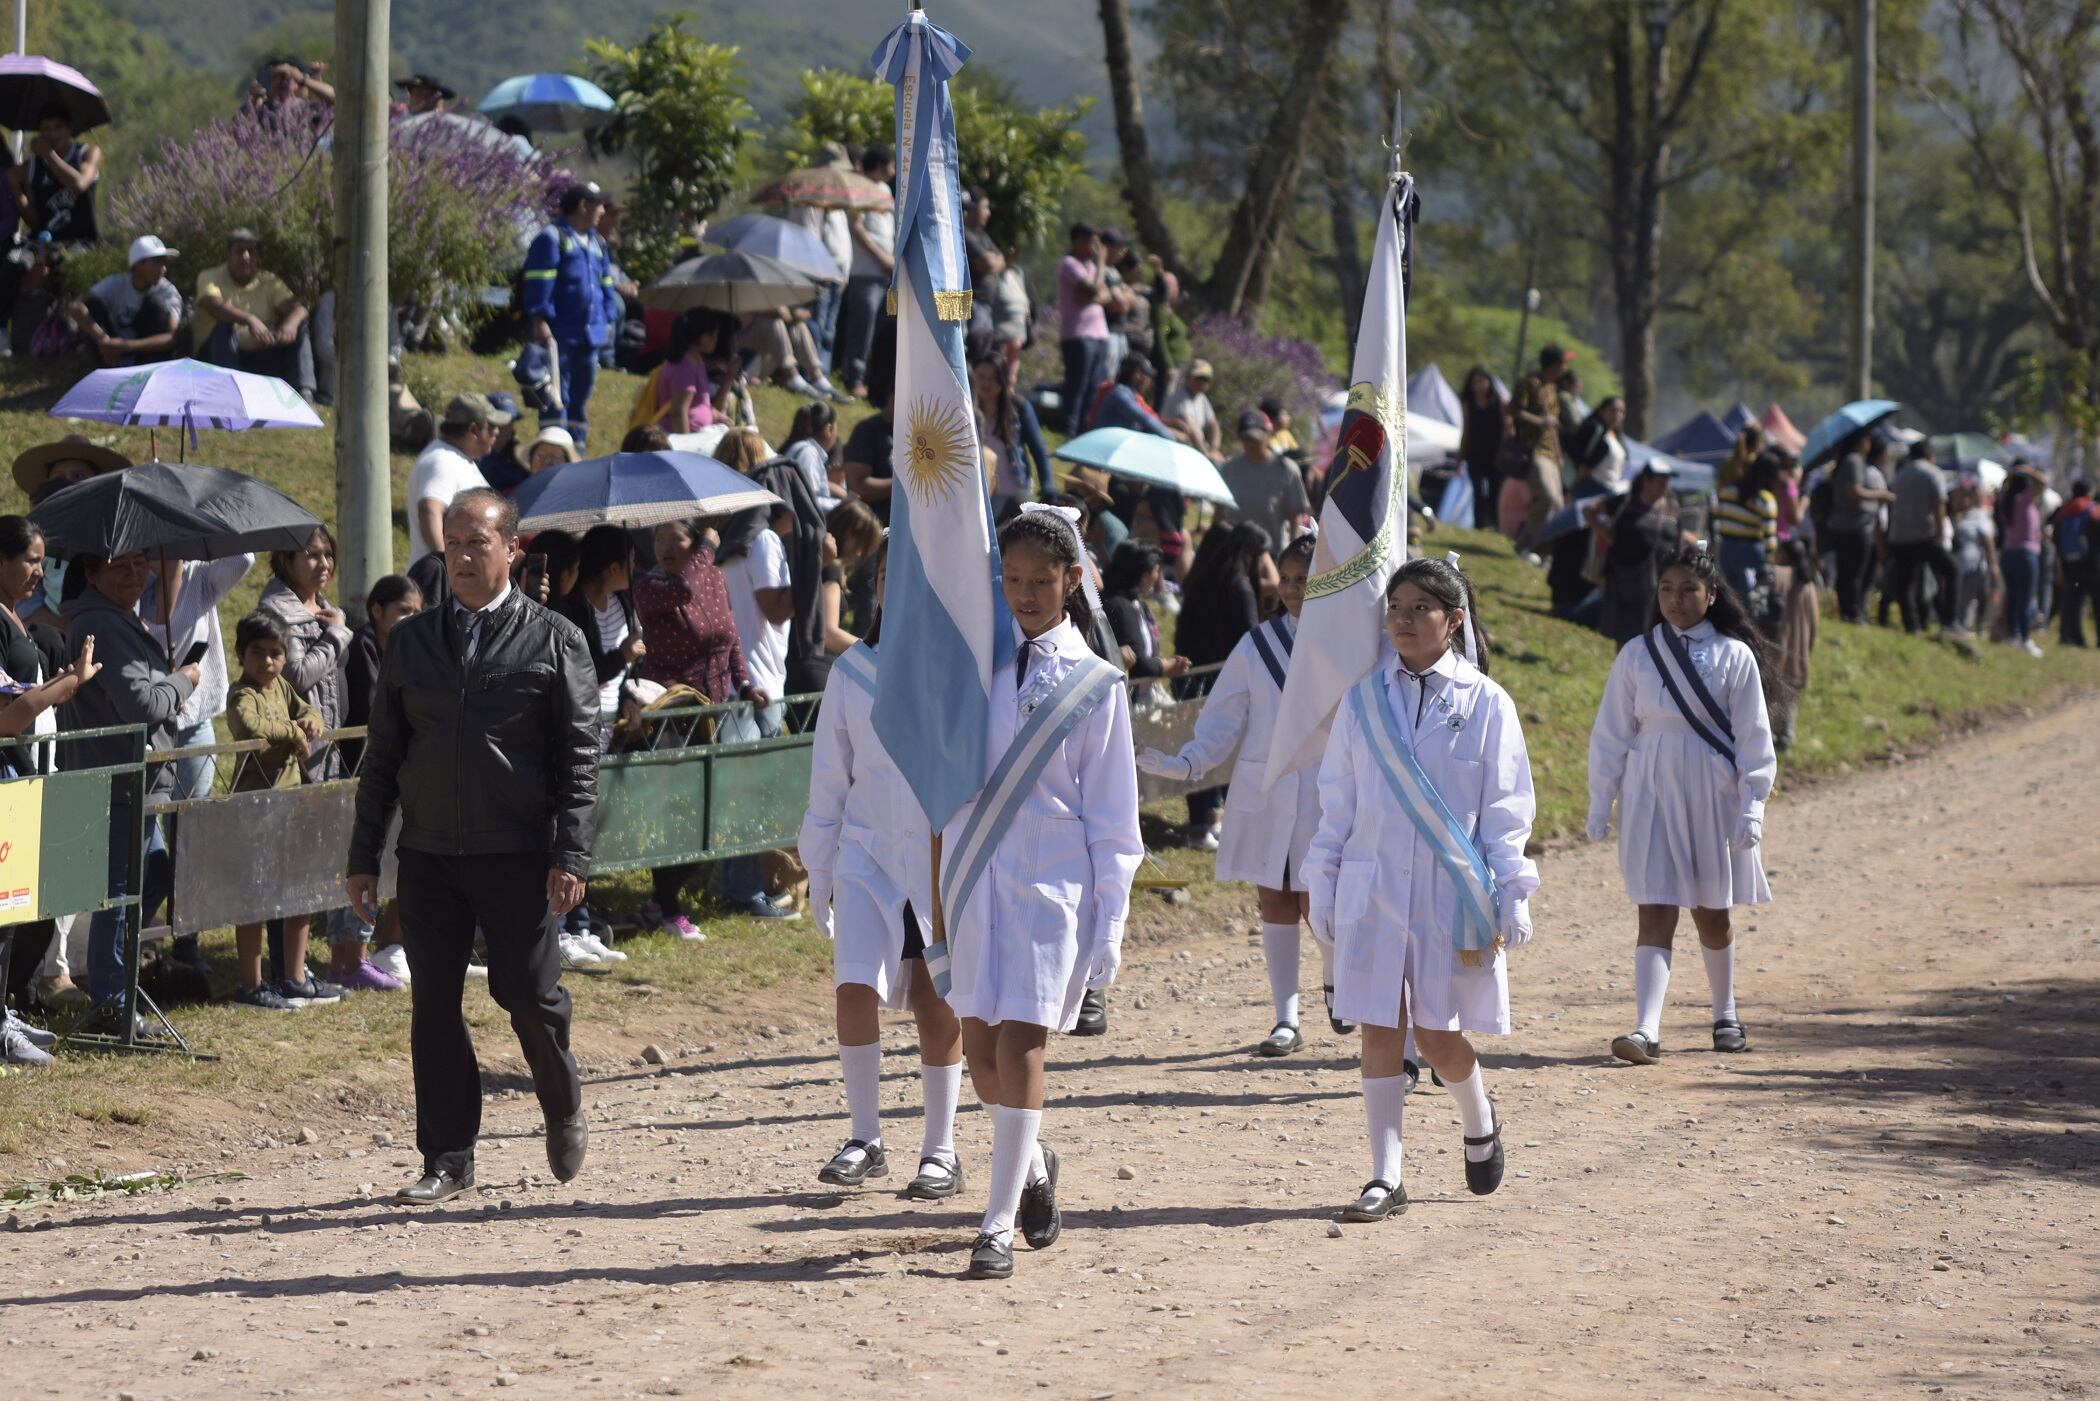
[1648, 544, 1792, 714]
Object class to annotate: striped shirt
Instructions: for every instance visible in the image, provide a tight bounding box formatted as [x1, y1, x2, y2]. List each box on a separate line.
[1713, 488, 1778, 550]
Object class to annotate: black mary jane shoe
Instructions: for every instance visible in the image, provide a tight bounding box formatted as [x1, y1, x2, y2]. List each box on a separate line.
[396, 1167, 474, 1205]
[1401, 1059, 1421, 1096]
[1256, 1023, 1303, 1058]
[902, 1154, 964, 1201]
[1463, 1118, 1506, 1196]
[818, 1139, 889, 1186]
[1338, 1179, 1408, 1222]
[967, 1231, 1015, 1279]
[1071, 990, 1109, 1037]
[1611, 1031, 1663, 1065]
[1323, 986, 1356, 1037]
[1712, 1018, 1749, 1054]
[1018, 1146, 1062, 1250]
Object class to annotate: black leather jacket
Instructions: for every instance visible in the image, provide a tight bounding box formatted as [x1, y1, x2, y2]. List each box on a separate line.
[348, 588, 601, 878]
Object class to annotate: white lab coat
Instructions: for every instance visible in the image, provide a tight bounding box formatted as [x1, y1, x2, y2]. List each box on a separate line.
[1303, 652, 1539, 1033]
[798, 653, 932, 1010]
[941, 617, 1144, 1031]
[1172, 615, 1321, 889]
[1587, 621, 1775, 911]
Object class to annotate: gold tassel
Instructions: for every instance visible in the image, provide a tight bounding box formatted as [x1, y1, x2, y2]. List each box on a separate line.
[886, 288, 898, 316]
[932, 289, 974, 321]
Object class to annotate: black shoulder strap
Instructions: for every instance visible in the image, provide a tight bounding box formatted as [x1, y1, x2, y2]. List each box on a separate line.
[1642, 628, 1734, 766]
[1662, 626, 1734, 739]
[1247, 617, 1290, 691]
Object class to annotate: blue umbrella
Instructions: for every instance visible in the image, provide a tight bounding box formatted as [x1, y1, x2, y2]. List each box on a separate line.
[510, 451, 781, 533]
[1799, 398, 1901, 471]
[1051, 427, 1237, 506]
[477, 73, 616, 133]
[703, 213, 839, 283]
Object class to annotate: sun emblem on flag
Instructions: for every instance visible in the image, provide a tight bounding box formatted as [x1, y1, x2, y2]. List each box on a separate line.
[903, 395, 975, 502]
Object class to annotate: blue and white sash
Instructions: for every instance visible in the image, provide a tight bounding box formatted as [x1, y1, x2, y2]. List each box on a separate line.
[1246, 615, 1293, 692]
[833, 641, 878, 697]
[1348, 671, 1500, 956]
[1641, 625, 1734, 767]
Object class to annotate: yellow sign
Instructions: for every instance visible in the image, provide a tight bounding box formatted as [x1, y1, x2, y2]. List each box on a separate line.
[0, 778, 42, 925]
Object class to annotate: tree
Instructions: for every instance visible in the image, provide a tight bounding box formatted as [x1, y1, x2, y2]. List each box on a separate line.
[1096, 0, 1180, 269]
[31, 0, 229, 188]
[586, 17, 754, 284]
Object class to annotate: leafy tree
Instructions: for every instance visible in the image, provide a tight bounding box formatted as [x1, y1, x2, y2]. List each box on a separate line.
[586, 16, 754, 284]
[28, 0, 228, 190]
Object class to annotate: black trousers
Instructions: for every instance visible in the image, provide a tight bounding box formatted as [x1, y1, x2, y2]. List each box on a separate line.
[2060, 557, 2100, 646]
[1830, 528, 1874, 622]
[1884, 538, 1958, 632]
[395, 848, 581, 1178]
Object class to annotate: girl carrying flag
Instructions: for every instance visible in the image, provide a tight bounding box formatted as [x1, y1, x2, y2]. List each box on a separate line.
[935, 504, 1142, 1280]
[800, 541, 969, 1200]
[1139, 535, 1345, 1056]
[1305, 557, 1538, 1223]
[1587, 544, 1781, 1063]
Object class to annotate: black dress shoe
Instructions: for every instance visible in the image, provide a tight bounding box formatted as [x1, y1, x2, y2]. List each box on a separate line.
[818, 1139, 889, 1186]
[1071, 990, 1108, 1037]
[1401, 1059, 1421, 1095]
[396, 1168, 474, 1204]
[1611, 1031, 1663, 1065]
[546, 1113, 588, 1183]
[1464, 1118, 1505, 1196]
[1323, 985, 1355, 1036]
[168, 935, 213, 976]
[902, 1153, 963, 1200]
[1256, 1023, 1302, 1057]
[1712, 1018, 1749, 1053]
[1018, 1145, 1061, 1249]
[1338, 1179, 1407, 1222]
[967, 1231, 1014, 1279]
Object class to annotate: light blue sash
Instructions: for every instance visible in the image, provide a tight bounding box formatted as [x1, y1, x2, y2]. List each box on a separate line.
[1348, 670, 1499, 954]
[940, 652, 1123, 928]
[833, 641, 878, 696]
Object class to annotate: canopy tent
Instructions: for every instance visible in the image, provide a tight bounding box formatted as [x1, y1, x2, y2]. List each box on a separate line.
[1760, 403, 1806, 456]
[1627, 438, 1716, 494]
[1650, 410, 1737, 465]
[1719, 402, 1757, 435]
[1406, 363, 1464, 427]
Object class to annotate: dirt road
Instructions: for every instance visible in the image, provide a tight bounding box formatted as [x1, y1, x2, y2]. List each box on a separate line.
[6, 698, 2099, 1400]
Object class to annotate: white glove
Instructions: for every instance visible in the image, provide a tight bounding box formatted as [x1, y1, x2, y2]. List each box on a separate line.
[1308, 904, 1335, 949]
[1730, 813, 1763, 852]
[1585, 808, 1612, 843]
[1086, 941, 1123, 991]
[808, 883, 833, 940]
[1498, 896, 1533, 950]
[1135, 747, 1190, 780]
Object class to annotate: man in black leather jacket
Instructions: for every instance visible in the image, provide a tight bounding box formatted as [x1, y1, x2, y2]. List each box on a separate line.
[346, 488, 601, 1204]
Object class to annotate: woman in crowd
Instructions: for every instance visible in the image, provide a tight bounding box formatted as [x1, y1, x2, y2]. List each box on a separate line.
[657, 313, 718, 435]
[551, 526, 643, 964]
[1172, 520, 1274, 849]
[1996, 466, 2045, 656]
[972, 355, 1051, 519]
[1601, 464, 1683, 645]
[1826, 431, 1896, 624]
[1713, 452, 1780, 604]
[782, 401, 841, 513]
[822, 498, 884, 652]
[1566, 396, 1629, 493]
[1305, 557, 1536, 1223]
[1587, 545, 1781, 1063]
[1949, 479, 2001, 636]
[1100, 540, 1189, 682]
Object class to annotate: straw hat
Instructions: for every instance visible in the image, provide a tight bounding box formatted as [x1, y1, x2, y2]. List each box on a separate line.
[515, 425, 579, 471]
[12, 435, 131, 496]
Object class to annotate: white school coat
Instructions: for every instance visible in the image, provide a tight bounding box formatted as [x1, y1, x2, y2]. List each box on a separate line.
[798, 653, 932, 1010]
[1172, 615, 1321, 889]
[1303, 651, 1539, 1033]
[941, 617, 1144, 1031]
[1587, 621, 1775, 911]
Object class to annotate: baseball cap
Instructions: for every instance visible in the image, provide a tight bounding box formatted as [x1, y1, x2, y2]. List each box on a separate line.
[127, 235, 177, 266]
[227, 227, 261, 247]
[1641, 457, 1676, 477]
[1099, 226, 1129, 246]
[560, 180, 606, 214]
[442, 392, 514, 429]
[486, 390, 521, 420]
[1189, 359, 1215, 380]
[1237, 408, 1270, 436]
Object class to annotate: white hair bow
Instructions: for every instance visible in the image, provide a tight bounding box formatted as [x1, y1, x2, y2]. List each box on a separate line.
[1444, 550, 1482, 666]
[1018, 501, 1102, 613]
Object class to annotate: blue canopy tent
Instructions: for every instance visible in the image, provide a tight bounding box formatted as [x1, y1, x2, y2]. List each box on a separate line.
[1407, 362, 1465, 427]
[1627, 438, 1716, 494]
[1718, 402, 1757, 436]
[1651, 410, 1737, 465]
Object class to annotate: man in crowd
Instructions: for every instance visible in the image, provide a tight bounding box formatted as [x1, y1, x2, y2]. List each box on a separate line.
[1215, 409, 1310, 546]
[406, 394, 507, 581]
[244, 55, 334, 130]
[194, 229, 314, 398]
[2054, 479, 2100, 647]
[396, 73, 455, 116]
[788, 142, 855, 373]
[835, 144, 897, 399]
[1057, 222, 1112, 434]
[1882, 440, 1959, 636]
[25, 101, 100, 247]
[522, 182, 623, 449]
[1510, 344, 1571, 552]
[68, 236, 182, 368]
[348, 488, 600, 1204]
[1162, 358, 1222, 461]
[842, 391, 895, 526]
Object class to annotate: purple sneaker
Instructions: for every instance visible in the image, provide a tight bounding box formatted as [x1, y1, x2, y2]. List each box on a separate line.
[339, 959, 405, 992]
[665, 914, 706, 942]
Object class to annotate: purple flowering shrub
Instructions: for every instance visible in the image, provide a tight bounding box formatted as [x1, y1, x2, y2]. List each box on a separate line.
[1187, 313, 1338, 431]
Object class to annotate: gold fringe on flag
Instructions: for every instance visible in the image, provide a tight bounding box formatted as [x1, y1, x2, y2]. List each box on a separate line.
[887, 288, 897, 316]
[886, 288, 975, 320]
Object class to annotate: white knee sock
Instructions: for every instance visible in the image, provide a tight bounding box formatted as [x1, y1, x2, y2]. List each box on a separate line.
[919, 1061, 962, 1161]
[1701, 941, 1737, 1022]
[1260, 922, 1302, 1027]
[1361, 1074, 1406, 1188]
[980, 1104, 1042, 1241]
[1444, 1066, 1497, 1162]
[1634, 945, 1673, 1040]
[1028, 1137, 1047, 1187]
[839, 1041, 882, 1146]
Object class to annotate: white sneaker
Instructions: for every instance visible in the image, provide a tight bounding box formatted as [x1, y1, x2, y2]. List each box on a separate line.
[579, 932, 626, 963]
[370, 943, 411, 985]
[2023, 639, 2045, 658]
[559, 935, 605, 968]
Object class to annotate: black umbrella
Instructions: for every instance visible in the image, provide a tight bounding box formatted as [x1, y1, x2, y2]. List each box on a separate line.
[29, 461, 322, 561]
[641, 249, 821, 314]
[0, 55, 112, 133]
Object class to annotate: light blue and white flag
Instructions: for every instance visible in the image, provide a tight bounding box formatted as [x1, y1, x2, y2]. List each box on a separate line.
[868, 9, 1011, 832]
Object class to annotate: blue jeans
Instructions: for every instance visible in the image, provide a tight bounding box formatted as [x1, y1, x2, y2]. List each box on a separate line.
[200, 320, 317, 397]
[1060, 337, 1110, 435]
[88, 793, 166, 1011]
[835, 275, 889, 392]
[712, 701, 783, 906]
[2002, 547, 2039, 640]
[1717, 537, 1766, 601]
[168, 716, 217, 803]
[811, 281, 842, 374]
[555, 338, 600, 448]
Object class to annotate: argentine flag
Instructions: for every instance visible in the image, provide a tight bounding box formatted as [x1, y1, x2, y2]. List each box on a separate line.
[869, 10, 1012, 832]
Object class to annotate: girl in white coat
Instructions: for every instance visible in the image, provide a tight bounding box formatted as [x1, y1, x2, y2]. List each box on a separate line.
[944, 505, 1142, 1281]
[1588, 544, 1781, 1063]
[1138, 535, 1341, 1056]
[1305, 557, 1539, 1222]
[799, 544, 968, 1199]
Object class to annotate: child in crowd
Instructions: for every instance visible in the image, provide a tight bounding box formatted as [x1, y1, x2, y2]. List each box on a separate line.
[341, 574, 424, 984]
[1588, 545, 1782, 1062]
[1305, 558, 1537, 1223]
[226, 612, 327, 1011]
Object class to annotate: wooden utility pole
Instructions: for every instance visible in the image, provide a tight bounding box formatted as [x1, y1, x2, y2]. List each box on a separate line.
[1848, 0, 1876, 401]
[332, 0, 392, 619]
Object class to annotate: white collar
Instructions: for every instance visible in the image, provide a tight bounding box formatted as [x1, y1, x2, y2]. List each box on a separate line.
[1672, 619, 1717, 643]
[1011, 615, 1080, 658]
[454, 583, 512, 618]
[1389, 648, 1460, 684]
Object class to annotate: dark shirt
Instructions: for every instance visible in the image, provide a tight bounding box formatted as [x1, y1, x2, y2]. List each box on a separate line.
[28, 142, 97, 244]
[842, 413, 894, 526]
[1177, 573, 1259, 668]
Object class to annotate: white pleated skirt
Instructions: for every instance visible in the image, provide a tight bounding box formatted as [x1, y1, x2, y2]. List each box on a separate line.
[1214, 759, 1323, 890]
[946, 810, 1101, 1032]
[830, 833, 925, 1012]
[1617, 729, 1771, 911]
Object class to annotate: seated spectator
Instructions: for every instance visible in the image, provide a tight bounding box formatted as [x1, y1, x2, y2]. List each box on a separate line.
[25, 102, 100, 248]
[656, 311, 718, 433]
[474, 393, 531, 492]
[841, 393, 895, 524]
[1093, 353, 1178, 439]
[1261, 397, 1301, 457]
[519, 425, 579, 478]
[194, 229, 314, 397]
[782, 401, 840, 512]
[821, 497, 882, 650]
[740, 306, 842, 402]
[1162, 358, 1222, 460]
[1102, 540, 1189, 680]
[69, 236, 183, 368]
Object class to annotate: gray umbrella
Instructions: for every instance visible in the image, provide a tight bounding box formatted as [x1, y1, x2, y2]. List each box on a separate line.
[641, 250, 823, 315]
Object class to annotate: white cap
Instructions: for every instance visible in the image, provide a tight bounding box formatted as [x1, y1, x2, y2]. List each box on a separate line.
[127, 235, 178, 267]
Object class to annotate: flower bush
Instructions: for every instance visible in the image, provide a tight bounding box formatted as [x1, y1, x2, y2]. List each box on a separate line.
[1186, 313, 1338, 430]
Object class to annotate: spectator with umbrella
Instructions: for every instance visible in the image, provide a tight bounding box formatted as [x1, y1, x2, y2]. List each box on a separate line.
[523, 182, 623, 448]
[0, 59, 106, 339]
